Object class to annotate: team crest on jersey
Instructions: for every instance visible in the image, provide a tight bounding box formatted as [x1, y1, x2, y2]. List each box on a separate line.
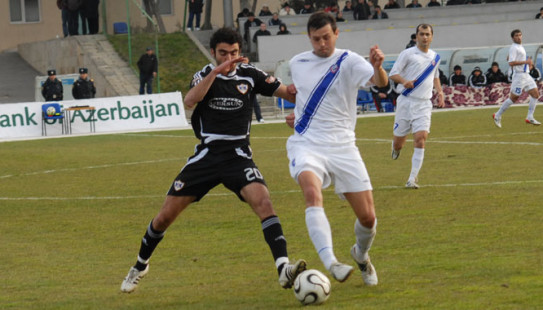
[237, 83, 249, 94]
[173, 180, 184, 191]
[330, 64, 339, 73]
[432, 60, 436, 66]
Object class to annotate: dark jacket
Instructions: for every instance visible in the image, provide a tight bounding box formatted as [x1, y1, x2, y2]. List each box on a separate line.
[253, 30, 271, 43]
[72, 77, 96, 99]
[137, 53, 158, 75]
[42, 78, 64, 101]
[353, 2, 370, 20]
[188, 0, 204, 13]
[81, 0, 100, 18]
[530, 67, 541, 81]
[468, 72, 487, 88]
[449, 73, 466, 86]
[244, 18, 263, 42]
[66, 0, 82, 11]
[372, 11, 389, 19]
[485, 69, 507, 84]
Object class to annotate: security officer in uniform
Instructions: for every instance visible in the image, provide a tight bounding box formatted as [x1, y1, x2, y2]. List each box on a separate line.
[72, 67, 96, 99]
[41, 69, 63, 101]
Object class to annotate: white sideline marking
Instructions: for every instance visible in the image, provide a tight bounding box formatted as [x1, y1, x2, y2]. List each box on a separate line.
[0, 158, 182, 180]
[1, 179, 542, 201]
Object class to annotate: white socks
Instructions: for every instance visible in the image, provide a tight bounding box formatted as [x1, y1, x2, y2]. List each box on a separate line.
[527, 96, 537, 120]
[354, 218, 377, 262]
[305, 206, 337, 270]
[496, 98, 514, 118]
[409, 147, 425, 181]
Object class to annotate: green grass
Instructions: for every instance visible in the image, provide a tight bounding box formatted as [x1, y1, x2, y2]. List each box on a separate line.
[1, 106, 543, 309]
[108, 32, 209, 96]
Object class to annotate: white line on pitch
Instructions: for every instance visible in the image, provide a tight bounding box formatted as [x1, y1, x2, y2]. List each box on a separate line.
[2, 179, 542, 201]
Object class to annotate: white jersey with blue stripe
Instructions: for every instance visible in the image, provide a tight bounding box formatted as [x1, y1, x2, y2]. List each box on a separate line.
[289, 49, 373, 146]
[509, 43, 528, 74]
[390, 46, 440, 100]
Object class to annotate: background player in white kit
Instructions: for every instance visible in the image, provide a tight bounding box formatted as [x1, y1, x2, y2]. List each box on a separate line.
[285, 12, 387, 285]
[493, 29, 541, 128]
[389, 23, 445, 189]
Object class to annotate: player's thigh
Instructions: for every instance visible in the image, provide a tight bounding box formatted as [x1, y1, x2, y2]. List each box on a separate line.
[328, 145, 373, 196]
[222, 156, 267, 202]
[167, 148, 221, 201]
[286, 138, 330, 188]
[393, 96, 412, 137]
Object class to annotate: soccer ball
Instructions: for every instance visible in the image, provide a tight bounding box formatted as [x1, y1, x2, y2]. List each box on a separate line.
[46, 106, 57, 116]
[293, 269, 331, 305]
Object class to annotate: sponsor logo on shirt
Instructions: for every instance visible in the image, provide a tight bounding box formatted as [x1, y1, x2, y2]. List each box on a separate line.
[209, 98, 244, 111]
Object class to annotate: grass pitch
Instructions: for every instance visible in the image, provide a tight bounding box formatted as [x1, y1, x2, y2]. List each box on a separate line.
[1, 106, 542, 309]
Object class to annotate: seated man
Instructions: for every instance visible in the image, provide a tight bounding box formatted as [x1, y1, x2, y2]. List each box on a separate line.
[485, 62, 508, 85]
[370, 82, 398, 112]
[468, 67, 487, 88]
[529, 63, 541, 82]
[253, 23, 271, 44]
[406, 0, 422, 8]
[268, 13, 282, 26]
[449, 65, 466, 86]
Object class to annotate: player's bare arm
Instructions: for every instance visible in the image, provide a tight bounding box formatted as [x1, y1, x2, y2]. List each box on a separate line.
[184, 56, 247, 108]
[369, 45, 388, 88]
[433, 77, 445, 108]
[508, 58, 533, 67]
[273, 82, 297, 103]
[390, 74, 415, 89]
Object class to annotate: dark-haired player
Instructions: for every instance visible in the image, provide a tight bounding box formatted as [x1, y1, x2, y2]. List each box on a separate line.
[121, 27, 305, 293]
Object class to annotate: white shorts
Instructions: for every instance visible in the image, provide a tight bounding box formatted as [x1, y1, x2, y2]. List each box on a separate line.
[510, 72, 537, 96]
[393, 95, 432, 137]
[286, 137, 373, 199]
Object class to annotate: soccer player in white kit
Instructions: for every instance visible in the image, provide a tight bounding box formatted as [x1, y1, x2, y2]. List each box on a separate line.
[389, 23, 445, 189]
[285, 12, 387, 285]
[493, 29, 541, 128]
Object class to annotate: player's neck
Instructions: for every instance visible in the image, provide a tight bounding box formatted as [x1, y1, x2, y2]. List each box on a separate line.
[417, 45, 429, 53]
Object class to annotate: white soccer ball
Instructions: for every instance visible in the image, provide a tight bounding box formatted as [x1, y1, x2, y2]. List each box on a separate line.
[46, 106, 57, 116]
[293, 269, 331, 305]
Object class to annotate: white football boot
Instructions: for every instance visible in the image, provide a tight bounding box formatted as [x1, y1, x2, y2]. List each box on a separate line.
[279, 259, 307, 289]
[329, 261, 354, 282]
[121, 265, 149, 293]
[351, 245, 378, 286]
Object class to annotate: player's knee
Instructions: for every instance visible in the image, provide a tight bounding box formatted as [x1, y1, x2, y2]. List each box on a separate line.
[303, 186, 323, 206]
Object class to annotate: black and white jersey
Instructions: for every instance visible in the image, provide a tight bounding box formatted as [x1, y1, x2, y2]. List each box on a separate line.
[190, 63, 281, 147]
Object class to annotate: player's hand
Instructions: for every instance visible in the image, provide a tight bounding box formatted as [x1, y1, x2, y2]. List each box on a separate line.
[213, 56, 247, 76]
[285, 112, 295, 128]
[437, 92, 445, 108]
[287, 84, 297, 95]
[369, 45, 385, 68]
[403, 80, 415, 89]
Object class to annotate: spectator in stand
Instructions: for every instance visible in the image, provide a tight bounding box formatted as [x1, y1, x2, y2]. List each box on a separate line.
[427, 0, 441, 7]
[325, 2, 340, 14]
[405, 33, 416, 49]
[300, 1, 315, 14]
[243, 13, 262, 43]
[259, 4, 273, 16]
[83, 0, 100, 35]
[277, 23, 291, 35]
[57, 0, 69, 37]
[370, 82, 398, 112]
[66, 0, 82, 36]
[485, 62, 508, 85]
[236, 8, 250, 29]
[468, 67, 487, 88]
[279, 3, 296, 16]
[187, 0, 204, 31]
[406, 0, 422, 8]
[343, 0, 354, 12]
[385, 0, 401, 9]
[336, 11, 346, 22]
[536, 7, 543, 19]
[253, 23, 271, 44]
[529, 63, 541, 82]
[354, 0, 371, 20]
[449, 65, 467, 86]
[439, 69, 448, 86]
[372, 5, 388, 19]
[268, 13, 283, 26]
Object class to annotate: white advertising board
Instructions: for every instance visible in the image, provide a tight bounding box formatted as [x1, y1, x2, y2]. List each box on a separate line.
[0, 92, 188, 140]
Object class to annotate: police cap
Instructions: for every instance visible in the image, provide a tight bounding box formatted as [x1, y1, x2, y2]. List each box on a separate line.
[48, 69, 56, 76]
[79, 68, 88, 74]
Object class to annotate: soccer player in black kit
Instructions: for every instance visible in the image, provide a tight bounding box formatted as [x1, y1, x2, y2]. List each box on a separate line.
[121, 27, 306, 293]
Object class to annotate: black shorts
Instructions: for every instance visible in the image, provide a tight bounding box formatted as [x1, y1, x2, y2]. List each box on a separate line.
[167, 144, 267, 201]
